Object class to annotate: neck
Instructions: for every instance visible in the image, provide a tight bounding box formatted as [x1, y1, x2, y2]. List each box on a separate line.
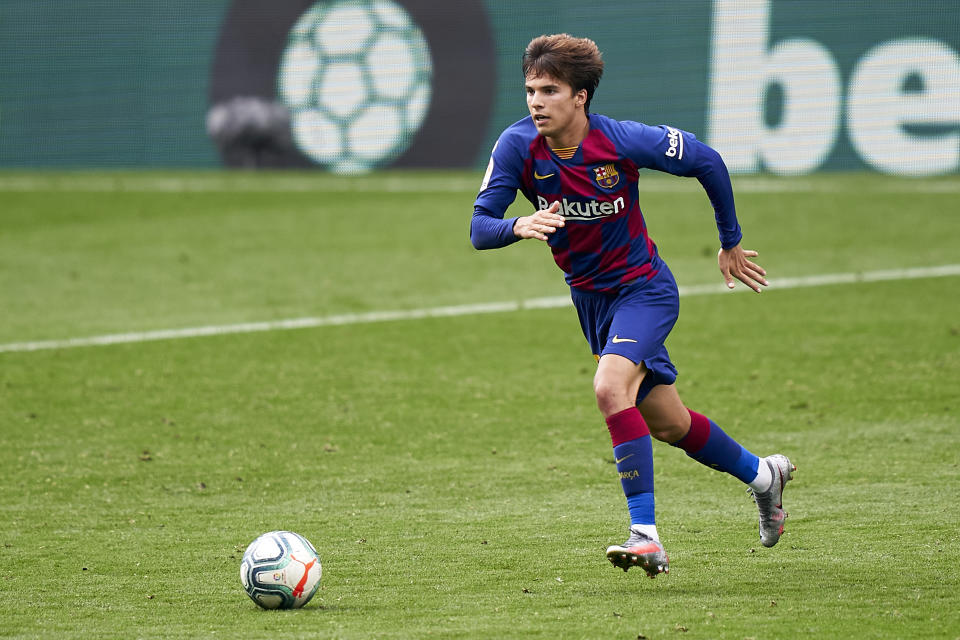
[546, 114, 590, 149]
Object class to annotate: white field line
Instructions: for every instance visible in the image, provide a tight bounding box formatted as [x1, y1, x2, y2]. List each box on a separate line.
[2, 264, 959, 354]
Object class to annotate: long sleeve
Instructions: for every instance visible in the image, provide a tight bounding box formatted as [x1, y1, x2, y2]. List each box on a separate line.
[615, 121, 743, 250]
[690, 143, 742, 250]
[470, 131, 527, 250]
[471, 206, 520, 250]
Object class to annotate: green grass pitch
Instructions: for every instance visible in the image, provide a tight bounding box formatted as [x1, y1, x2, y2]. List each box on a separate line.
[1, 171, 958, 639]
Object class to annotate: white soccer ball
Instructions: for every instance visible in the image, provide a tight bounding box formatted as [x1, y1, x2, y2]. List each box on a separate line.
[278, 0, 433, 173]
[240, 531, 322, 609]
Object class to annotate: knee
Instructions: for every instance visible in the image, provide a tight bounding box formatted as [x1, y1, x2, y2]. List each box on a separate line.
[593, 376, 629, 416]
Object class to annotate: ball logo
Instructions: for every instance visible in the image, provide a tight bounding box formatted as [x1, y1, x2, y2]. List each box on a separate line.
[278, 0, 433, 173]
[210, 0, 495, 171]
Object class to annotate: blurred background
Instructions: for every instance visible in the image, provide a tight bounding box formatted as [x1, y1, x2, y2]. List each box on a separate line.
[1, 0, 957, 175]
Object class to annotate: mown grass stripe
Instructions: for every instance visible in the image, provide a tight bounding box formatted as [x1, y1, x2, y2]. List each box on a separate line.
[2, 264, 958, 353]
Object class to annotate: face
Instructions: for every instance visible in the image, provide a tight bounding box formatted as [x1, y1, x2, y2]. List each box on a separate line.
[525, 73, 588, 144]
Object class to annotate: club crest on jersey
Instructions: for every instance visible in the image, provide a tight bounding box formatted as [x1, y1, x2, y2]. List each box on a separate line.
[593, 164, 619, 189]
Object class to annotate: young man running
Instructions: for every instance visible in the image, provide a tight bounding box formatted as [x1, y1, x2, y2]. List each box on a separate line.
[470, 34, 795, 578]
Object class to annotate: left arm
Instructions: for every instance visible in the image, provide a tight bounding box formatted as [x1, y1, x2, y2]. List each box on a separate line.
[622, 122, 768, 292]
[688, 142, 741, 251]
[692, 144, 768, 293]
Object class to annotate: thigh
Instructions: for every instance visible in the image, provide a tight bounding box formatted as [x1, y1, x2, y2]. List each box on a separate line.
[595, 352, 647, 393]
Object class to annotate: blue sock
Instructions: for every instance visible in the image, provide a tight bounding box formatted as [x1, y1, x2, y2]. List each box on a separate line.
[673, 410, 760, 484]
[614, 436, 655, 525]
[606, 407, 656, 527]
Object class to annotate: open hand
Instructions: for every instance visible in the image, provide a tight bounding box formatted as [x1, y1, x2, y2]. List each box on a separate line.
[718, 245, 768, 293]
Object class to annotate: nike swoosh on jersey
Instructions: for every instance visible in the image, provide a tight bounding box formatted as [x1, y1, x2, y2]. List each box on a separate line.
[533, 172, 555, 179]
[612, 335, 638, 343]
[614, 453, 634, 464]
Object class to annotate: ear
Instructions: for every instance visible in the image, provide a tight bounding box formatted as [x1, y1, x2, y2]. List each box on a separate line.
[575, 89, 588, 107]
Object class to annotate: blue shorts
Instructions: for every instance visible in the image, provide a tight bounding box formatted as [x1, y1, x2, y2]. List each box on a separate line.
[571, 261, 679, 403]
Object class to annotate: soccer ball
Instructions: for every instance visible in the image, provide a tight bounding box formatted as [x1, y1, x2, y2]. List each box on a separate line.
[277, 0, 433, 174]
[240, 531, 322, 609]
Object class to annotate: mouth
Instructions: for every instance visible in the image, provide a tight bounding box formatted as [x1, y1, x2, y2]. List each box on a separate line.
[533, 114, 550, 126]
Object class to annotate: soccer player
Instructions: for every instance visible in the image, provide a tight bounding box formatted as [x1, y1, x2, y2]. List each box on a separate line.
[470, 34, 795, 578]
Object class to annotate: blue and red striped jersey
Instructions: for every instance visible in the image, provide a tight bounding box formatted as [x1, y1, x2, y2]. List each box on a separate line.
[471, 113, 742, 293]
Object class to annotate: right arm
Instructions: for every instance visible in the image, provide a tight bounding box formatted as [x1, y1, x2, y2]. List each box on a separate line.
[511, 201, 564, 241]
[471, 133, 562, 249]
[471, 138, 520, 250]
[472, 201, 565, 248]
[470, 206, 520, 250]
